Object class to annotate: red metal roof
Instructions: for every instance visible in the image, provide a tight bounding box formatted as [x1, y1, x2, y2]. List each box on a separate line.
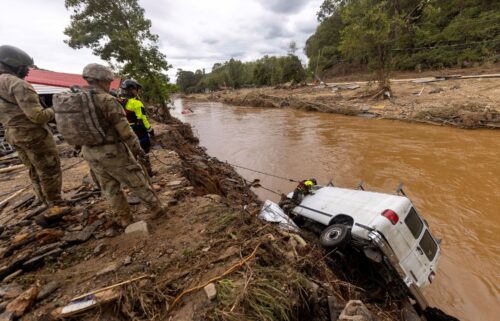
[26, 68, 120, 89]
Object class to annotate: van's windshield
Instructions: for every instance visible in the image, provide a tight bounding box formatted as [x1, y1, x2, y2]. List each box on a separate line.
[419, 230, 438, 261]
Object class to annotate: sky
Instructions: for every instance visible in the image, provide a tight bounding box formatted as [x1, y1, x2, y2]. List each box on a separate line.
[0, 0, 322, 81]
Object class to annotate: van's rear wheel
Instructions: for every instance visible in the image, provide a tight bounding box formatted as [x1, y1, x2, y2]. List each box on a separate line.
[320, 224, 350, 248]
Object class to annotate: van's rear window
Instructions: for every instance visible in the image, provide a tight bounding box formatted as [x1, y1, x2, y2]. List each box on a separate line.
[420, 230, 438, 261]
[405, 207, 423, 239]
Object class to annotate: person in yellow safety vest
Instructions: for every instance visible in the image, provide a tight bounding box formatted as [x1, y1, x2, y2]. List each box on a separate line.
[119, 79, 154, 153]
[291, 178, 318, 203]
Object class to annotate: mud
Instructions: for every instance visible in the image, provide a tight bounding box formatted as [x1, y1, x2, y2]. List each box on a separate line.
[186, 76, 500, 129]
[0, 113, 459, 321]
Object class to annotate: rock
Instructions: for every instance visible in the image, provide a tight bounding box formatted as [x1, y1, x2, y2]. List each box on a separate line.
[22, 248, 63, 271]
[5, 287, 39, 317]
[338, 300, 375, 321]
[0, 311, 14, 321]
[429, 87, 444, 94]
[123, 256, 132, 265]
[127, 196, 141, 205]
[35, 229, 64, 245]
[93, 244, 105, 256]
[32, 242, 65, 257]
[36, 281, 60, 301]
[0, 283, 23, 299]
[104, 228, 117, 238]
[0, 252, 30, 281]
[43, 206, 71, 224]
[204, 283, 217, 300]
[67, 224, 83, 232]
[166, 180, 183, 188]
[125, 221, 149, 235]
[63, 219, 104, 244]
[205, 194, 222, 203]
[96, 262, 120, 276]
[327, 296, 343, 321]
[0, 301, 8, 313]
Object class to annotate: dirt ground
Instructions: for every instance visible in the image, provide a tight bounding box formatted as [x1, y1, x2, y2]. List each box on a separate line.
[187, 76, 500, 129]
[0, 115, 457, 321]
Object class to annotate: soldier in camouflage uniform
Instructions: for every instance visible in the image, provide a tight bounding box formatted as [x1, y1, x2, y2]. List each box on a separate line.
[76, 63, 165, 227]
[0, 45, 62, 205]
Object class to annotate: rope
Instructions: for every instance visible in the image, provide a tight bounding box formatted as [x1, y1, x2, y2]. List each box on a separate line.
[225, 162, 300, 183]
[169, 242, 261, 311]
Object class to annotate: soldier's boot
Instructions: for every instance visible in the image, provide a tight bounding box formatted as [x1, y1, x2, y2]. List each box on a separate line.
[150, 205, 168, 220]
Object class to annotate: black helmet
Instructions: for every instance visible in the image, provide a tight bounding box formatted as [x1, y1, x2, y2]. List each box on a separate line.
[0, 45, 34, 68]
[120, 79, 142, 90]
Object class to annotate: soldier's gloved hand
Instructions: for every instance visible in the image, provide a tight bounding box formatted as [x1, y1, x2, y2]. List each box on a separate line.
[148, 128, 155, 137]
[134, 148, 147, 162]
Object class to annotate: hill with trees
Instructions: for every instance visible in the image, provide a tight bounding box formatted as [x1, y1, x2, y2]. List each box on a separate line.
[306, 0, 500, 86]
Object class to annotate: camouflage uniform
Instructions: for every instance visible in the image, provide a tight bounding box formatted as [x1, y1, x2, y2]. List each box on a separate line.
[78, 83, 164, 226]
[0, 69, 62, 204]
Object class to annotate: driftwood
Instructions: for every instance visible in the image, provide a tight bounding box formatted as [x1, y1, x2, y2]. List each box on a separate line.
[0, 165, 24, 174]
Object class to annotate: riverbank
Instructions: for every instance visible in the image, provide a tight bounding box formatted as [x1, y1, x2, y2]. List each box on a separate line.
[0, 115, 445, 320]
[185, 76, 500, 129]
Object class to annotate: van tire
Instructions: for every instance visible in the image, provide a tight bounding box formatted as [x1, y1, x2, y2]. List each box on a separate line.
[320, 224, 350, 248]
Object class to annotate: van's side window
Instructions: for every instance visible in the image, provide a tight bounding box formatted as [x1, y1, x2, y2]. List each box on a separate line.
[405, 207, 423, 239]
[420, 230, 438, 261]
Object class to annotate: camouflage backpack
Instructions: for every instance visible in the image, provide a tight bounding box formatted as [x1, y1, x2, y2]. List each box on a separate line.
[53, 87, 109, 146]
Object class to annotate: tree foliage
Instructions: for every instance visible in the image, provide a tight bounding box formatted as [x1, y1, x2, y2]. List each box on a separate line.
[176, 55, 306, 93]
[64, 0, 172, 112]
[307, 0, 500, 82]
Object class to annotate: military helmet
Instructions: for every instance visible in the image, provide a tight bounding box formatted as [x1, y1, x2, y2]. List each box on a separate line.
[120, 79, 142, 89]
[0, 45, 34, 68]
[82, 63, 114, 82]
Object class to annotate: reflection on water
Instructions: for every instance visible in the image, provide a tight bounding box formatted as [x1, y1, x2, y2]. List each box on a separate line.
[173, 99, 500, 321]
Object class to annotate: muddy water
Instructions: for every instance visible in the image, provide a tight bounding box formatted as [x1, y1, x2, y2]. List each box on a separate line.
[173, 99, 499, 321]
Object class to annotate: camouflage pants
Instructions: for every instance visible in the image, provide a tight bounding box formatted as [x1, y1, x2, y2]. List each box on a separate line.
[82, 142, 162, 222]
[6, 127, 62, 204]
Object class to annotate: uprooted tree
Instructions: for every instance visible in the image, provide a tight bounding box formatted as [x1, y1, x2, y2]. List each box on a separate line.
[64, 0, 172, 117]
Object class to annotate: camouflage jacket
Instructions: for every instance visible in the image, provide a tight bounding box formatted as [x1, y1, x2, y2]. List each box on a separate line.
[85, 86, 143, 155]
[0, 72, 54, 130]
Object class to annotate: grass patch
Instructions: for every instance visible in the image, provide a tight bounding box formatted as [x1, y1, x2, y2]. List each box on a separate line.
[210, 268, 309, 321]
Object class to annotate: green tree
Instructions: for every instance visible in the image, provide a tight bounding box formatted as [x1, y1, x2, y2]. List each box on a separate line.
[64, 0, 172, 116]
[282, 55, 306, 84]
[339, 0, 402, 93]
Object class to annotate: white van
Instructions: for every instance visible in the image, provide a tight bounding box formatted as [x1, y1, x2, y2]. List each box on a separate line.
[288, 186, 441, 310]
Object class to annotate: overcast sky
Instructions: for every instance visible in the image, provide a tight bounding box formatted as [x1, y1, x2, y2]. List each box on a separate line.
[0, 0, 322, 81]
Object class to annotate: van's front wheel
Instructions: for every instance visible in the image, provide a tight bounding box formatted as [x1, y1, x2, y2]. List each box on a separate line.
[320, 224, 350, 248]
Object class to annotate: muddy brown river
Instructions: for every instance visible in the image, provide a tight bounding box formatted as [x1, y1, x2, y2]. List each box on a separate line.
[173, 99, 499, 321]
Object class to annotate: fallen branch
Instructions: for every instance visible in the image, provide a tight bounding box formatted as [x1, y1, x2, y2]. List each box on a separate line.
[169, 242, 261, 311]
[0, 165, 24, 174]
[71, 275, 151, 301]
[0, 187, 28, 209]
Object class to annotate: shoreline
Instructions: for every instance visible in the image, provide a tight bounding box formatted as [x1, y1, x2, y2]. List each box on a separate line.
[184, 77, 500, 129]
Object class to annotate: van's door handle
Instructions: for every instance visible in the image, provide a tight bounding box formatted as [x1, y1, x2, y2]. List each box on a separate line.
[416, 247, 424, 255]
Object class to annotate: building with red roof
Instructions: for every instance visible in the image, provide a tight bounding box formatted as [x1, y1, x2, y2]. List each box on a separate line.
[26, 68, 121, 94]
